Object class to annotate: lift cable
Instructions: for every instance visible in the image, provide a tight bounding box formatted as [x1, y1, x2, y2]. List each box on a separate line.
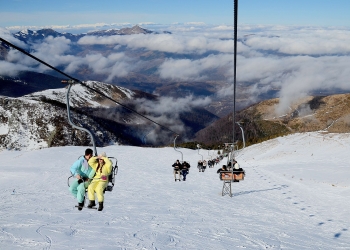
[0, 37, 179, 135]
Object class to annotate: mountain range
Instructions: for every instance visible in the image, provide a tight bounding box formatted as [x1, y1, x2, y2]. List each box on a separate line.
[0, 80, 218, 150]
[2, 26, 350, 119]
[1, 72, 350, 151]
[1, 25, 350, 151]
[11, 25, 165, 44]
[0, 26, 256, 117]
[194, 93, 350, 148]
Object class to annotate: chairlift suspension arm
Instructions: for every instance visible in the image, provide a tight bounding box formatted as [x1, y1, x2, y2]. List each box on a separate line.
[173, 135, 183, 162]
[197, 144, 203, 161]
[236, 122, 245, 149]
[66, 83, 97, 156]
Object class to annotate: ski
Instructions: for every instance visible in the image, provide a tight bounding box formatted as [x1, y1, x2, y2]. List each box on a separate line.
[87, 206, 97, 210]
[75, 205, 97, 209]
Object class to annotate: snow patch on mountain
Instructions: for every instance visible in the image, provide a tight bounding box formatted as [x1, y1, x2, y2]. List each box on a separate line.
[0, 123, 8, 135]
[0, 81, 137, 151]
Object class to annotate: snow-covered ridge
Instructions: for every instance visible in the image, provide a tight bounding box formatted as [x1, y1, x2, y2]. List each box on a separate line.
[0, 81, 136, 151]
[25, 80, 135, 108]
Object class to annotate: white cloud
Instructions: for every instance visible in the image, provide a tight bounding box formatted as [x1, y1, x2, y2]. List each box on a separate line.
[3, 23, 350, 113]
[78, 33, 234, 54]
[2, 34, 135, 81]
[135, 95, 212, 116]
[157, 54, 233, 81]
[244, 30, 350, 55]
[0, 27, 28, 48]
[131, 95, 212, 142]
[0, 61, 30, 76]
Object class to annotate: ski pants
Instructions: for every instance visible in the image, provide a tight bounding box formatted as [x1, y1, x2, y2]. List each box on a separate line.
[69, 179, 90, 203]
[88, 180, 108, 202]
[181, 170, 188, 180]
[174, 169, 181, 180]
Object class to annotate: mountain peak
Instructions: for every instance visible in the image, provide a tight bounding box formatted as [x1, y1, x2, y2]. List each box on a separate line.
[118, 25, 153, 35]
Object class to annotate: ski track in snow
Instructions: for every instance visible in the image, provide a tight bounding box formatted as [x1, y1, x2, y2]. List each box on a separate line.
[0, 132, 349, 249]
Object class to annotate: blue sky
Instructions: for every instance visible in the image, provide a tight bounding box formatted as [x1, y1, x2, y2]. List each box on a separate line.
[1, 0, 350, 28]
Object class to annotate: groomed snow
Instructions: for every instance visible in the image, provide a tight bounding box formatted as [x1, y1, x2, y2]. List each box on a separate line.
[0, 132, 349, 249]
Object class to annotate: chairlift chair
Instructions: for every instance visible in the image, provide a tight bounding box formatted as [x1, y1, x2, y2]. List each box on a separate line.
[64, 80, 119, 207]
[219, 0, 247, 197]
[105, 157, 118, 191]
[67, 156, 118, 192]
[173, 135, 183, 181]
[196, 144, 206, 172]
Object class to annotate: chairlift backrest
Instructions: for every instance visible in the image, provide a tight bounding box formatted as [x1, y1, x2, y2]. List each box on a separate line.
[220, 171, 245, 181]
[105, 156, 118, 192]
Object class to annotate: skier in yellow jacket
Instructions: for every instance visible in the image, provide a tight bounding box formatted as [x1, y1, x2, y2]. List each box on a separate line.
[87, 152, 112, 211]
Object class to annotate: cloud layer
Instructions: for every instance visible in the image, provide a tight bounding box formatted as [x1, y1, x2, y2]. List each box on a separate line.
[1, 24, 350, 114]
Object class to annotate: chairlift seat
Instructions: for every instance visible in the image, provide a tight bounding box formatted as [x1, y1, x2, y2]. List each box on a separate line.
[220, 170, 245, 181]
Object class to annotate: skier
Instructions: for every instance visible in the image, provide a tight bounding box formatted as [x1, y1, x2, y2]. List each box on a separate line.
[87, 152, 112, 211]
[172, 160, 182, 181]
[197, 160, 203, 172]
[181, 161, 190, 181]
[202, 160, 207, 172]
[69, 148, 95, 210]
[217, 165, 228, 174]
[233, 160, 240, 170]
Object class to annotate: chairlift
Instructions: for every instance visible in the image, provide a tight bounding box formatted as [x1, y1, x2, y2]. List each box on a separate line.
[219, 169, 245, 197]
[172, 135, 183, 181]
[222, 125, 246, 196]
[67, 156, 118, 192]
[207, 149, 215, 168]
[64, 80, 118, 193]
[219, 0, 246, 197]
[197, 144, 206, 172]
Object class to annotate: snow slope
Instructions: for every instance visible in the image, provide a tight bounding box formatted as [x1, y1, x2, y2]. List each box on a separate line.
[0, 132, 349, 249]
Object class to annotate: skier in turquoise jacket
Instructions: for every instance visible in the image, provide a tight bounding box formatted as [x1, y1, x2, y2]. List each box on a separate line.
[69, 148, 96, 210]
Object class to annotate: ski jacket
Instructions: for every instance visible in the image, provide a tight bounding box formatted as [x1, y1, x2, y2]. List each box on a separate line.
[70, 156, 95, 179]
[181, 162, 190, 169]
[172, 161, 181, 170]
[88, 156, 112, 182]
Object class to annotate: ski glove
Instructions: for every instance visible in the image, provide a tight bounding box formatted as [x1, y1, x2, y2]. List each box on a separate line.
[78, 179, 84, 184]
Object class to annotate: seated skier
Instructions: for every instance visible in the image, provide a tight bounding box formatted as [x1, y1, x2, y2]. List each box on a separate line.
[207, 160, 212, 168]
[87, 152, 112, 211]
[232, 160, 244, 172]
[202, 160, 207, 172]
[172, 160, 182, 181]
[217, 164, 227, 174]
[197, 160, 203, 172]
[217, 165, 230, 181]
[181, 161, 191, 181]
[69, 148, 95, 210]
[232, 160, 245, 182]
